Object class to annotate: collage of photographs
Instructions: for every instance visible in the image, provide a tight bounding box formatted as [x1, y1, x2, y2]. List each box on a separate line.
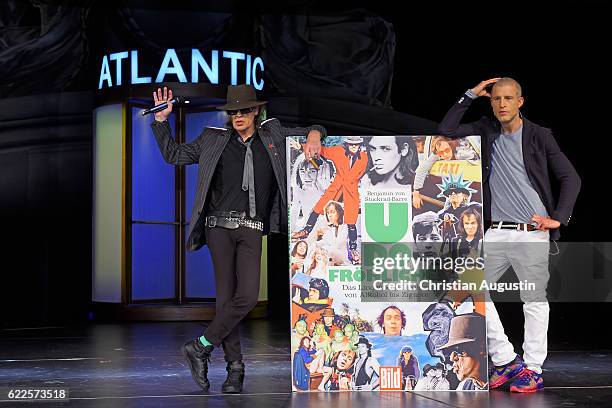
[288, 134, 487, 392]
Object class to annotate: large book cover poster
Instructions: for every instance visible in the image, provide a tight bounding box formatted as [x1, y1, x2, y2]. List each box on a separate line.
[288, 136, 487, 392]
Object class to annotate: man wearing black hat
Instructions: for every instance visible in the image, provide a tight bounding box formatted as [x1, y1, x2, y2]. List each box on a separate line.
[351, 336, 380, 390]
[436, 174, 480, 245]
[320, 307, 342, 337]
[150, 85, 326, 393]
[438, 314, 487, 390]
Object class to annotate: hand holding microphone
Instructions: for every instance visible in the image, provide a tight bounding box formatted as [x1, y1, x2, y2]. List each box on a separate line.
[150, 86, 177, 122]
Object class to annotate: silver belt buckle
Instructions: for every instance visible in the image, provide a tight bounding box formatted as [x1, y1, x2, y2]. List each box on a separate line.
[207, 216, 217, 227]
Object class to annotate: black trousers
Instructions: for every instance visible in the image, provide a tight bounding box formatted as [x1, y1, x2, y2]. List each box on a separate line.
[203, 226, 262, 362]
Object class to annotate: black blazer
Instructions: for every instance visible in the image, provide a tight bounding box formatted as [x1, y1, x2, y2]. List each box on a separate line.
[151, 118, 327, 251]
[438, 93, 581, 241]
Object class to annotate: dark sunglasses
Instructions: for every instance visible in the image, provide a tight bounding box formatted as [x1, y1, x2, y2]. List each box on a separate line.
[227, 107, 256, 116]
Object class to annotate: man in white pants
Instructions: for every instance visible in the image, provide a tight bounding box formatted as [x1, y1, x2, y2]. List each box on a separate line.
[437, 77, 581, 392]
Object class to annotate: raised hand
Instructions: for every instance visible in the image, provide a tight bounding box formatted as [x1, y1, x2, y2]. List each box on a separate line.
[471, 78, 501, 98]
[152, 86, 173, 122]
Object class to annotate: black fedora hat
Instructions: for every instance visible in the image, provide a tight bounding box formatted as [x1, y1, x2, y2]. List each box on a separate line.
[354, 336, 372, 348]
[216, 84, 267, 111]
[438, 314, 485, 350]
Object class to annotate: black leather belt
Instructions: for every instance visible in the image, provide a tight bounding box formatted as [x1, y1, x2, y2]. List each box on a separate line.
[204, 211, 263, 231]
[208, 210, 247, 218]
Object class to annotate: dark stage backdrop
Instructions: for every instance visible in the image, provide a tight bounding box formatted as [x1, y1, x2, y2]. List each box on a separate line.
[0, 2, 609, 349]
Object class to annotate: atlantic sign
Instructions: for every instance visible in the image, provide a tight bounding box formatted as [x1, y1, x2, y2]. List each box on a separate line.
[98, 49, 264, 90]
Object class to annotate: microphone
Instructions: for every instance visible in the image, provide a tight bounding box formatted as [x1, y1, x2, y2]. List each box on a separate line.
[141, 96, 189, 116]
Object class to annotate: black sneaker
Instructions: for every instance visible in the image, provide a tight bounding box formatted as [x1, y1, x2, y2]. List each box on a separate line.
[221, 360, 245, 394]
[181, 339, 213, 390]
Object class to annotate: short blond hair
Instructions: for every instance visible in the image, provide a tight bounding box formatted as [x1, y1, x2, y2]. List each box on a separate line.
[492, 77, 522, 97]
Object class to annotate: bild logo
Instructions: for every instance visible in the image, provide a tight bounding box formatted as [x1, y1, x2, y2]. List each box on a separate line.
[379, 366, 402, 390]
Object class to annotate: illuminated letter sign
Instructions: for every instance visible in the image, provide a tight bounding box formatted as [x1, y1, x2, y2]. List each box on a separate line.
[98, 49, 264, 90]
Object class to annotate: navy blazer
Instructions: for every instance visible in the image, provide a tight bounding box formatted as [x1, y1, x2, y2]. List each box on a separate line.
[438, 93, 581, 241]
[151, 118, 326, 251]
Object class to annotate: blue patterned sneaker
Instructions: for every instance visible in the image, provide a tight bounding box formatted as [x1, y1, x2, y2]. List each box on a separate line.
[489, 355, 526, 389]
[509, 369, 544, 393]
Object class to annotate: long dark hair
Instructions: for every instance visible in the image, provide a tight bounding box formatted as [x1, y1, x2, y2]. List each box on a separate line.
[366, 136, 418, 185]
[324, 201, 344, 225]
[291, 240, 308, 257]
[299, 336, 311, 349]
[457, 207, 482, 239]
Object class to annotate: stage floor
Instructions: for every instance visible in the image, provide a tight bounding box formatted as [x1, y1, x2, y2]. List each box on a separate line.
[1, 320, 611, 407]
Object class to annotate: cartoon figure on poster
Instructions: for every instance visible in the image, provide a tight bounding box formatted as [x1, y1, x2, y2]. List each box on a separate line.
[292, 319, 309, 354]
[343, 322, 359, 347]
[435, 174, 480, 247]
[288, 135, 487, 393]
[290, 137, 368, 264]
[312, 322, 333, 362]
[439, 314, 488, 390]
[422, 302, 456, 361]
